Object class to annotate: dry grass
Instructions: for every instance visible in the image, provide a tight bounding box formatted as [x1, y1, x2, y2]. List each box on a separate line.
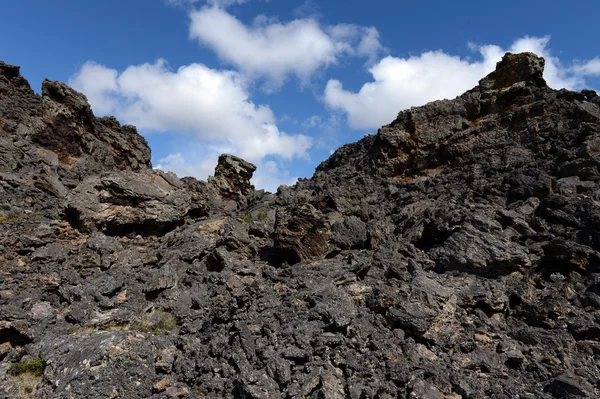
[132, 311, 177, 335]
[10, 372, 42, 398]
[7, 360, 44, 399]
[0, 214, 23, 223]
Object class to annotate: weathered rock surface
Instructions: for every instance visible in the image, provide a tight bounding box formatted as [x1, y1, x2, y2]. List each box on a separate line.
[210, 154, 257, 199]
[1, 53, 600, 398]
[65, 170, 193, 236]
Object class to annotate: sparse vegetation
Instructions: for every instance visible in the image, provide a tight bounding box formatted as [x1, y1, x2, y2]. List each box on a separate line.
[257, 210, 268, 220]
[7, 360, 44, 396]
[108, 323, 129, 331]
[67, 326, 94, 335]
[9, 359, 44, 377]
[10, 372, 42, 399]
[0, 214, 23, 223]
[237, 215, 253, 223]
[132, 311, 177, 335]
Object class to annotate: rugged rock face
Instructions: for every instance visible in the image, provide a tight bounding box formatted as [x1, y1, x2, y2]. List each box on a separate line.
[210, 154, 257, 199]
[1, 53, 600, 398]
[65, 170, 194, 236]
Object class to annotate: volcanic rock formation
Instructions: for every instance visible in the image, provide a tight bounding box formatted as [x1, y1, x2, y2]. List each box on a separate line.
[1, 53, 600, 398]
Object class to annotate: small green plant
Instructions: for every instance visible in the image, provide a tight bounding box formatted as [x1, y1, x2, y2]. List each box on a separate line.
[9, 359, 44, 377]
[237, 215, 253, 223]
[132, 311, 177, 335]
[256, 210, 268, 220]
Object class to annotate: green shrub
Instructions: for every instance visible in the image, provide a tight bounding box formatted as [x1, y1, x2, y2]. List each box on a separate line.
[9, 359, 44, 377]
[256, 210, 268, 220]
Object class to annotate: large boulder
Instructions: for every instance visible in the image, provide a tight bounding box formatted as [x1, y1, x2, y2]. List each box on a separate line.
[65, 170, 192, 236]
[479, 51, 546, 89]
[209, 154, 256, 198]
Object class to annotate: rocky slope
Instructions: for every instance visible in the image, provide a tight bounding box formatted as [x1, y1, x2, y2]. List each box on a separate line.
[0, 53, 599, 398]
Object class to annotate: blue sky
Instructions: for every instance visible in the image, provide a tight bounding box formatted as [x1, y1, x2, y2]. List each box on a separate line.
[2, 0, 599, 191]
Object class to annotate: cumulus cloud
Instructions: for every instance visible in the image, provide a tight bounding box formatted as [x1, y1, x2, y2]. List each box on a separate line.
[69, 59, 311, 189]
[252, 160, 299, 192]
[69, 62, 119, 115]
[156, 153, 217, 182]
[188, 6, 382, 86]
[70, 59, 310, 160]
[324, 36, 598, 130]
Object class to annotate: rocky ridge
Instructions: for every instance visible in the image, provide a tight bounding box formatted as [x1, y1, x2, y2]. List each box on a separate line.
[0, 53, 599, 398]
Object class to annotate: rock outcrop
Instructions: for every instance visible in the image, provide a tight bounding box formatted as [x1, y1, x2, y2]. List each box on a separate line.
[210, 154, 257, 199]
[65, 170, 193, 236]
[1, 53, 600, 398]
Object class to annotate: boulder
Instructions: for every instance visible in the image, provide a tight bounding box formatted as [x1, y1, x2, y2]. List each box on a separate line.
[209, 154, 256, 198]
[66, 170, 191, 236]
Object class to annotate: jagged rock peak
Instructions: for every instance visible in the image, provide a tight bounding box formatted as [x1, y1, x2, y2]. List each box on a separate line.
[0, 61, 21, 80]
[480, 52, 547, 89]
[0, 61, 32, 90]
[210, 153, 257, 198]
[42, 79, 92, 112]
[0, 59, 152, 183]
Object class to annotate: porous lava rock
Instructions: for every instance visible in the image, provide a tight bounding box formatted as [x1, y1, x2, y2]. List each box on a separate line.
[1, 53, 600, 398]
[209, 153, 257, 198]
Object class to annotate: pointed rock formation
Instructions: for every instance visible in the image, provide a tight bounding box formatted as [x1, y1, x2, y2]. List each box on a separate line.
[209, 153, 257, 198]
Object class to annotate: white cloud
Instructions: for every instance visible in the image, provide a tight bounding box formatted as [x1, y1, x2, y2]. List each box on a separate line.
[302, 115, 322, 129]
[69, 59, 312, 189]
[252, 160, 299, 192]
[574, 58, 600, 76]
[68, 62, 119, 115]
[357, 27, 384, 64]
[325, 51, 489, 130]
[324, 36, 598, 130]
[165, 0, 247, 7]
[155, 152, 219, 182]
[188, 6, 382, 87]
[207, 0, 247, 5]
[70, 59, 310, 160]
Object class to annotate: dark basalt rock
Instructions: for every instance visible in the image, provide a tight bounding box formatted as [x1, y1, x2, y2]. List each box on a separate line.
[210, 153, 257, 199]
[1, 52, 600, 398]
[480, 51, 547, 89]
[65, 170, 193, 236]
[272, 203, 332, 265]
